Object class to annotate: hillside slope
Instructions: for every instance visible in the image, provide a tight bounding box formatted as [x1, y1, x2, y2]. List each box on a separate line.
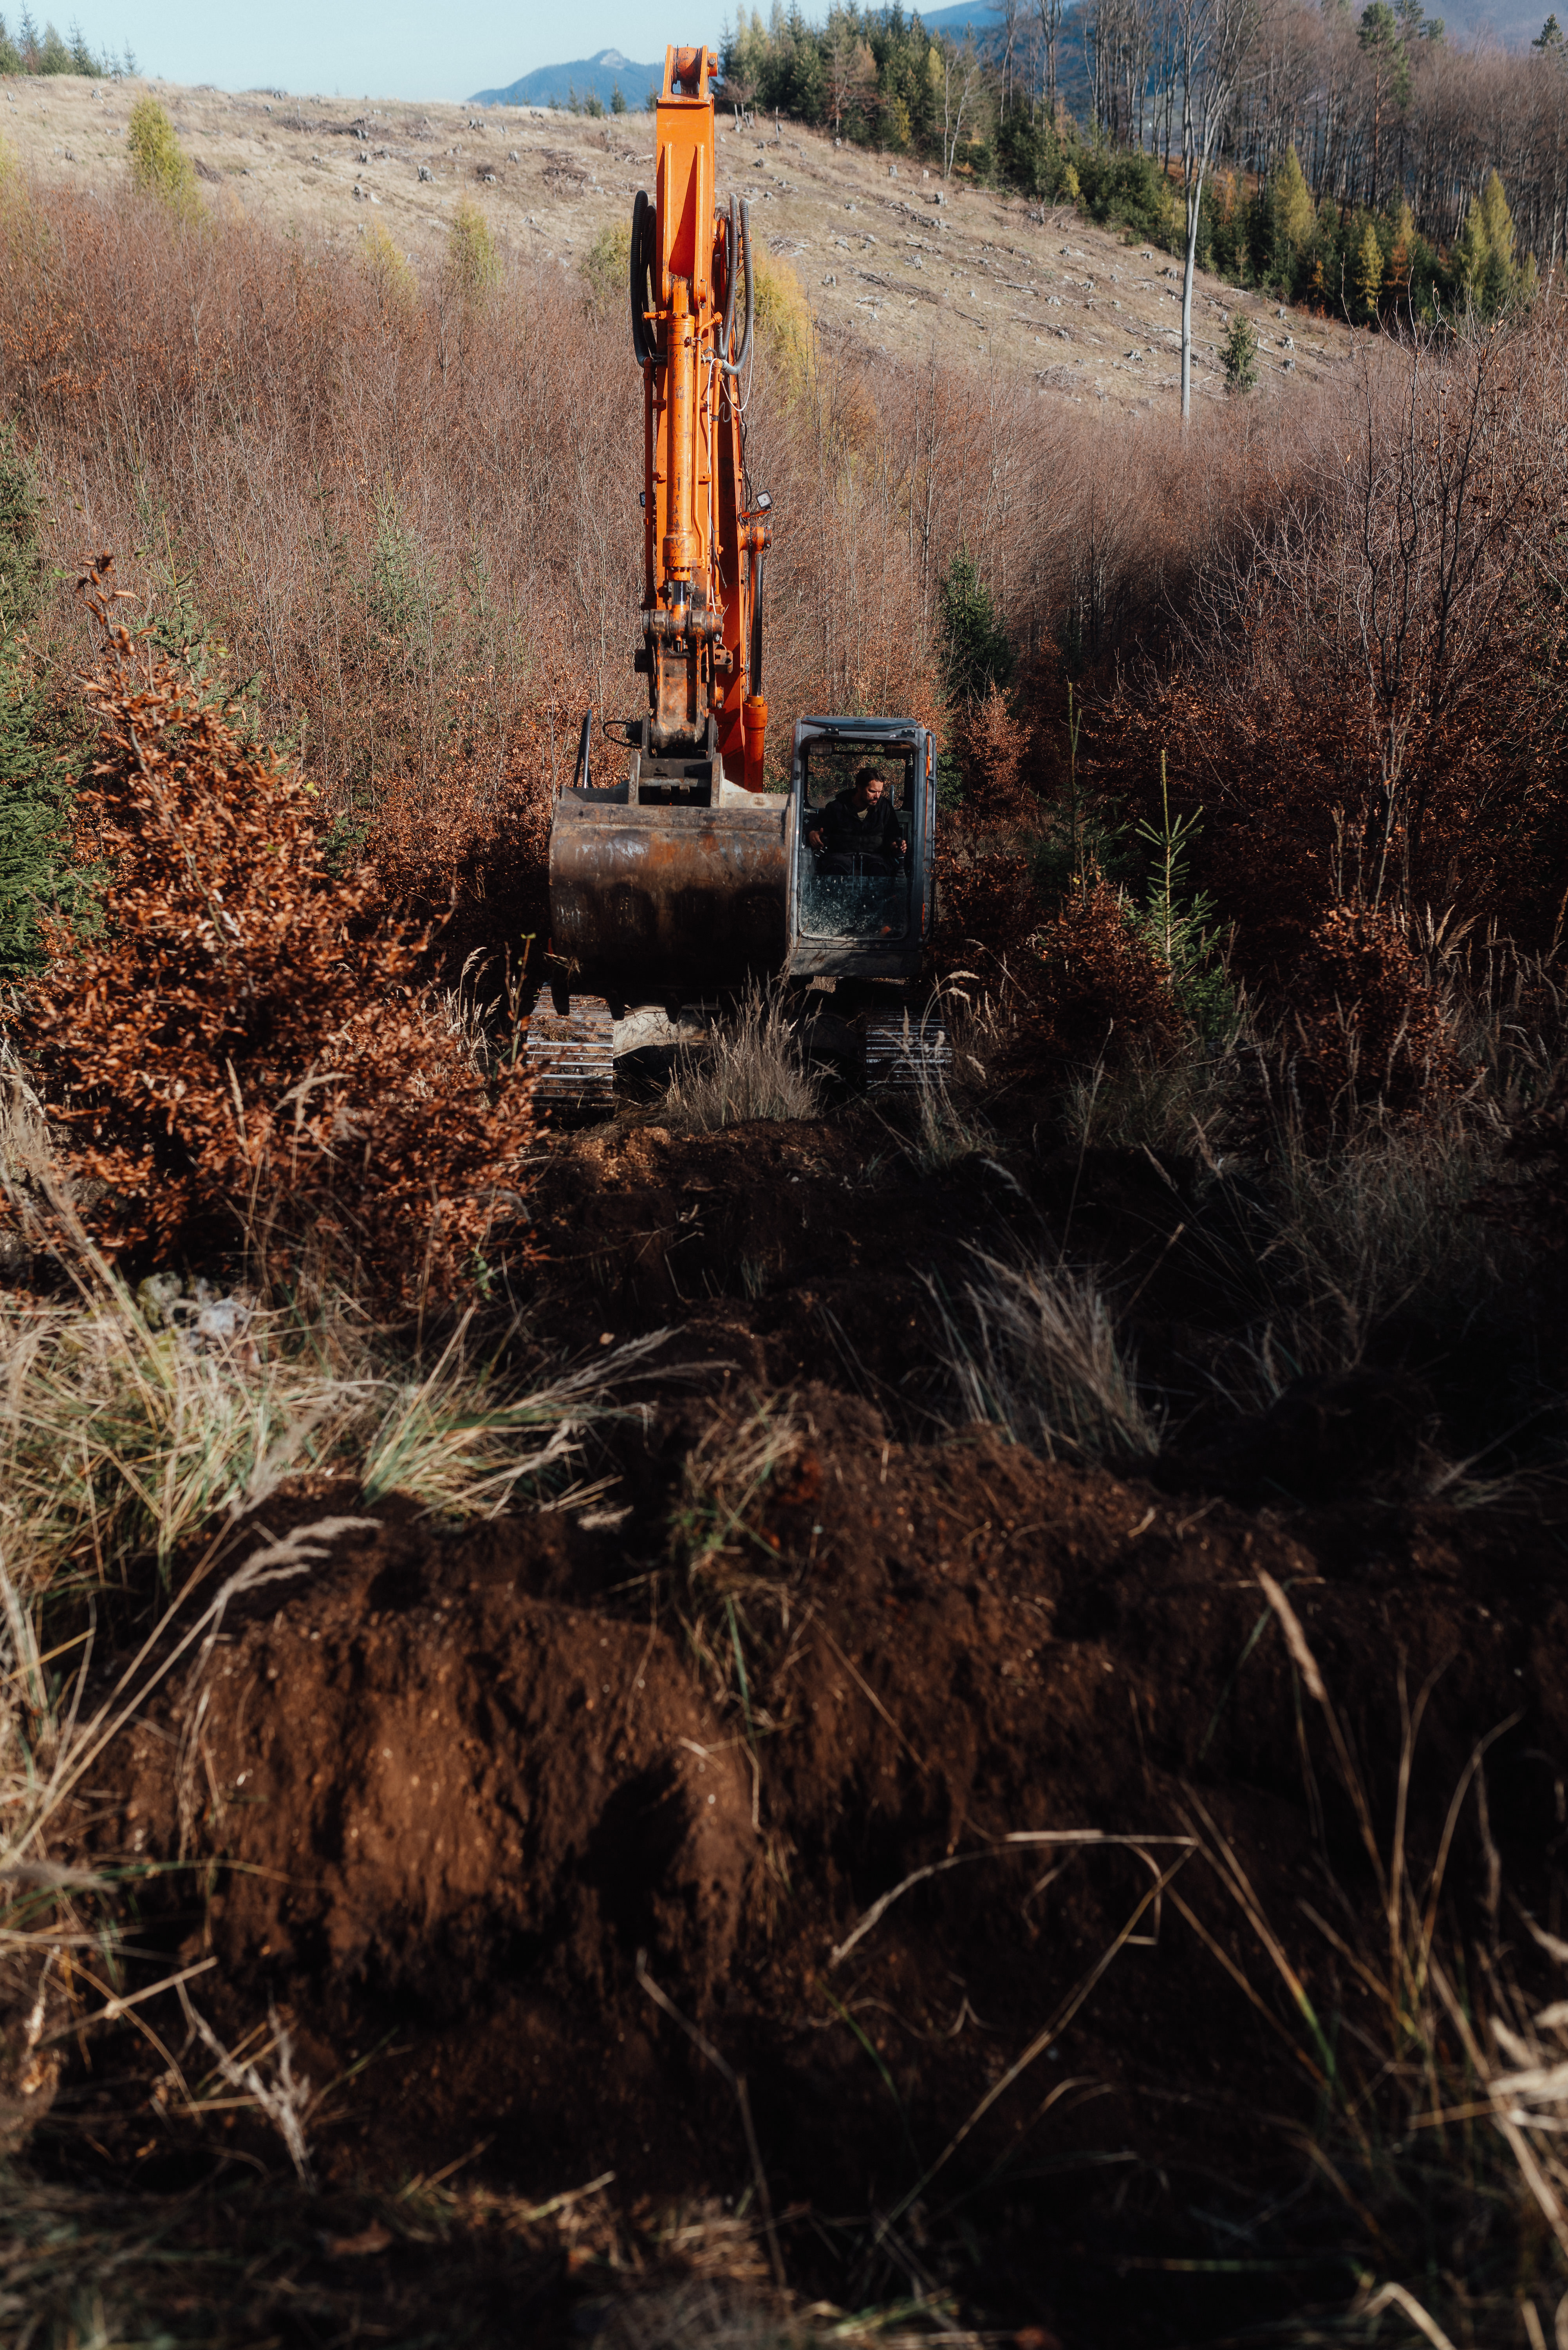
[2, 70, 1358, 410]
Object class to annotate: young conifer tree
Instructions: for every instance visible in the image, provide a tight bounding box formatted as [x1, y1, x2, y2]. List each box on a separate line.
[126, 95, 200, 218]
[1269, 144, 1315, 282]
[1455, 170, 1525, 314]
[0, 427, 87, 972]
[1220, 307, 1257, 391]
[1356, 217, 1385, 318]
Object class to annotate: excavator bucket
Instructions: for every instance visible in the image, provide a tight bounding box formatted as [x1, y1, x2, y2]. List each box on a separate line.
[549, 758, 789, 1007]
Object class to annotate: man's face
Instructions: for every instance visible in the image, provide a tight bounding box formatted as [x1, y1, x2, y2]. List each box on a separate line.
[857, 776, 886, 808]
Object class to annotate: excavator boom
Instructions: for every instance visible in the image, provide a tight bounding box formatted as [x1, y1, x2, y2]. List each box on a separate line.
[633, 45, 768, 782]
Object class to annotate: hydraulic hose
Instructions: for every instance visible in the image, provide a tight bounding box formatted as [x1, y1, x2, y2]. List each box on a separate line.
[629, 190, 660, 368]
[720, 194, 739, 364]
[717, 197, 754, 377]
[749, 544, 764, 696]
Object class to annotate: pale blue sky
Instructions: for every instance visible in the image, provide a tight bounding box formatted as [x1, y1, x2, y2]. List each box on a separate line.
[67, 4, 717, 102]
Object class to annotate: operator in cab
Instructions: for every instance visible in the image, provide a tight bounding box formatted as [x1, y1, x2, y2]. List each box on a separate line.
[807, 766, 908, 875]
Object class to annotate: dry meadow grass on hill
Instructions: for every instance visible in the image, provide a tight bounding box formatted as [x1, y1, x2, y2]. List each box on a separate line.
[0, 67, 1359, 410]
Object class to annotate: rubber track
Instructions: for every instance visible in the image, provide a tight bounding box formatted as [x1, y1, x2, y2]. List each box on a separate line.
[524, 998, 616, 1104]
[864, 1014, 952, 1090]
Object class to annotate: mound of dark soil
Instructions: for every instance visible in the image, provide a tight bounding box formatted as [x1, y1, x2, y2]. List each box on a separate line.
[16, 1109, 1568, 2345]
[47, 1385, 1566, 2341]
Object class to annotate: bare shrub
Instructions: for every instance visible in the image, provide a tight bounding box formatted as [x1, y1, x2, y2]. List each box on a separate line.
[1109, 320, 1568, 973]
[0, 172, 1330, 958]
[664, 988, 822, 1132]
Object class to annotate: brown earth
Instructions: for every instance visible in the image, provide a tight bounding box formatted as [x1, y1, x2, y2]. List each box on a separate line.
[20, 1104, 1568, 2345]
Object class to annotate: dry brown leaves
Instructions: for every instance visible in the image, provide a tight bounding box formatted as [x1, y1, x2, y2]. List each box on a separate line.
[1035, 874, 1185, 1065]
[15, 586, 536, 1304]
[1290, 901, 1461, 1127]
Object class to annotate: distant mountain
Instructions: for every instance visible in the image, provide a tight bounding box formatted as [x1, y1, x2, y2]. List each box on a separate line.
[916, 0, 1005, 29]
[471, 47, 665, 110]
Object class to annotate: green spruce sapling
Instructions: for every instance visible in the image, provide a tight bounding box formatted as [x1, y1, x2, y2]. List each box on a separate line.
[1221, 309, 1258, 394]
[1135, 752, 1233, 1035]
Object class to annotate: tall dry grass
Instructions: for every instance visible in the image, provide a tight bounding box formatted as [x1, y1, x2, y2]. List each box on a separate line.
[663, 986, 823, 1132]
[927, 936, 1568, 1478]
[0, 1198, 679, 1952]
[1176, 1576, 1568, 2350]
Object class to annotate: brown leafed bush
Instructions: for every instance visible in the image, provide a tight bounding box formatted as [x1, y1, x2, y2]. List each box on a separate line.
[1035, 875, 1185, 1065]
[936, 683, 1044, 960]
[1290, 901, 1461, 1126]
[950, 682, 1037, 832]
[16, 591, 536, 1303]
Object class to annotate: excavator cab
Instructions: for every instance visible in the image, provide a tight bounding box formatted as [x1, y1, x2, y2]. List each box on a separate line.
[786, 718, 936, 983]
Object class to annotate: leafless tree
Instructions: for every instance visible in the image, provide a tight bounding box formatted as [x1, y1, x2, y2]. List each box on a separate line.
[1036, 0, 1064, 120]
[1000, 0, 1023, 118]
[939, 36, 983, 177]
[1176, 0, 1260, 423]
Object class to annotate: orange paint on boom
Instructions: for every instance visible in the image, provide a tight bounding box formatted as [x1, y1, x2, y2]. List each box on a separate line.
[633, 43, 770, 786]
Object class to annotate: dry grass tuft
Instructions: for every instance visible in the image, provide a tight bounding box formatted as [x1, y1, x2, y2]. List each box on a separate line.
[1194, 1108, 1519, 1423]
[0, 1037, 51, 1193]
[664, 988, 822, 1133]
[930, 1249, 1161, 1461]
[1057, 1034, 1243, 1155]
[0, 1269, 667, 1609]
[0, 1224, 676, 1963]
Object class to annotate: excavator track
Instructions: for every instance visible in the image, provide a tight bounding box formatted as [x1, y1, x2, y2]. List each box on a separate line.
[524, 997, 616, 1108]
[864, 1012, 952, 1091]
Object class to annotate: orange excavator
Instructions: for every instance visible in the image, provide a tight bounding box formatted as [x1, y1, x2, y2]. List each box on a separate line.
[531, 44, 942, 1099]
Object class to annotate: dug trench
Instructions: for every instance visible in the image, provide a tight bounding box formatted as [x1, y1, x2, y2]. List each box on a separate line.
[16, 1106, 1568, 2344]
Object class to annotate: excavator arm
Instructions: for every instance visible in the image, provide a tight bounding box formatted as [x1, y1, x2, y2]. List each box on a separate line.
[630, 45, 770, 786]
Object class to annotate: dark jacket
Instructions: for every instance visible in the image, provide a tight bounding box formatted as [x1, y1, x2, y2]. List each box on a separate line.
[814, 789, 907, 861]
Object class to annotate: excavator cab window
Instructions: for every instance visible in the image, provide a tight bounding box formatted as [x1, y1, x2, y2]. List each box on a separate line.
[797, 739, 914, 944]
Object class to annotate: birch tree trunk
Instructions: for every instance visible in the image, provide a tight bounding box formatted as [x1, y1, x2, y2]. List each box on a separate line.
[1177, 0, 1259, 425]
